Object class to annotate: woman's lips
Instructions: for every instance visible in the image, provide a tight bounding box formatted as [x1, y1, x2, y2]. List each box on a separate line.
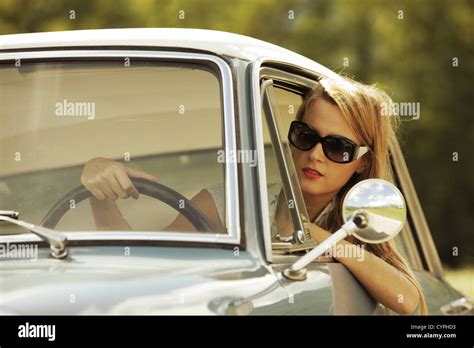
[303, 167, 323, 180]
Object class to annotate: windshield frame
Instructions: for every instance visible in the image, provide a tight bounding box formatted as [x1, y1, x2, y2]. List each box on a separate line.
[0, 49, 241, 247]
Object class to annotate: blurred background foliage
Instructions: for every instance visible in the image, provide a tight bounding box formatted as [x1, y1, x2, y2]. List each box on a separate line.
[0, 0, 472, 273]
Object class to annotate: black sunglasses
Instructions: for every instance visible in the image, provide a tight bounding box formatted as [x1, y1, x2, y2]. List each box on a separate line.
[288, 121, 369, 163]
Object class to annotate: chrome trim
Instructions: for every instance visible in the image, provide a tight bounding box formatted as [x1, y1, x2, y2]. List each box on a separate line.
[440, 297, 473, 315]
[390, 138, 443, 277]
[0, 231, 235, 244]
[260, 67, 319, 91]
[385, 158, 423, 270]
[261, 79, 307, 243]
[250, 58, 324, 263]
[250, 61, 273, 262]
[0, 50, 240, 246]
[0, 214, 68, 259]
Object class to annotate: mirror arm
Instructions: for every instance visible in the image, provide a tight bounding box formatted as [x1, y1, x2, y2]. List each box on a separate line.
[292, 220, 357, 271]
[282, 219, 359, 281]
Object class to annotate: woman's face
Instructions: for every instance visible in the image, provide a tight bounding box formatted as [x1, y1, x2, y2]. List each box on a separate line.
[293, 98, 366, 198]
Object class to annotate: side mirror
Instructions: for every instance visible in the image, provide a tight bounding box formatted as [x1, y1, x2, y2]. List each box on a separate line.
[282, 179, 407, 281]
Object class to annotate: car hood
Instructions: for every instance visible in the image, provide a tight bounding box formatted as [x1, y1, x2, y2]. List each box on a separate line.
[0, 246, 276, 315]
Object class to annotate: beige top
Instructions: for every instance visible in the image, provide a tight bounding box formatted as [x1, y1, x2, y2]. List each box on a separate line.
[205, 182, 336, 238]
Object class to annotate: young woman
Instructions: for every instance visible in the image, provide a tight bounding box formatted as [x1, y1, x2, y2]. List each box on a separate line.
[80, 77, 427, 315]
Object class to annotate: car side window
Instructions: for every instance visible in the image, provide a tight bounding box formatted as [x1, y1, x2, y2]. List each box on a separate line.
[260, 79, 314, 256]
[262, 87, 304, 184]
[260, 72, 421, 267]
[0, 60, 227, 234]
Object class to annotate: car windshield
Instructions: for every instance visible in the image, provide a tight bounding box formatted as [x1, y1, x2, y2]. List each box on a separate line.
[0, 58, 227, 235]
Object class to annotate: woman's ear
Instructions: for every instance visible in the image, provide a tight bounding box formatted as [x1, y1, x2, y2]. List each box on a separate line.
[355, 162, 365, 174]
[356, 157, 369, 174]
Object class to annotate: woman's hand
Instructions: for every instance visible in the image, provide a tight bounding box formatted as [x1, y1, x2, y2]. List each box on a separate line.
[81, 157, 158, 231]
[81, 157, 158, 200]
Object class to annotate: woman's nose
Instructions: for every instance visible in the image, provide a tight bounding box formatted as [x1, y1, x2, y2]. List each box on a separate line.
[308, 142, 325, 162]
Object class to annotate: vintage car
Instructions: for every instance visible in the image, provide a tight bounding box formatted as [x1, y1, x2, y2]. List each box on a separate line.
[0, 28, 471, 315]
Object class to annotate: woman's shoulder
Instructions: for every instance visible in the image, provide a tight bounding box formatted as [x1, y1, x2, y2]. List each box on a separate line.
[203, 182, 225, 208]
[204, 182, 225, 195]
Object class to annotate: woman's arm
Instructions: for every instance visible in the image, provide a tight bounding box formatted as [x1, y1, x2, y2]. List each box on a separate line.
[89, 197, 133, 231]
[89, 189, 224, 232]
[309, 223, 420, 315]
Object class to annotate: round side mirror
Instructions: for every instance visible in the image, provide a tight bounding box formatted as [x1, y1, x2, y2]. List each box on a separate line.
[342, 179, 406, 244]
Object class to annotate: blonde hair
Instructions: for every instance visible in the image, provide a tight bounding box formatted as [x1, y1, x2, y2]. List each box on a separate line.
[295, 77, 427, 315]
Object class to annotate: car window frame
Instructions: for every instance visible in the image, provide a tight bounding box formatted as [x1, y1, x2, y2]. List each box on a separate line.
[251, 61, 322, 263]
[389, 136, 443, 276]
[252, 61, 432, 268]
[0, 49, 241, 248]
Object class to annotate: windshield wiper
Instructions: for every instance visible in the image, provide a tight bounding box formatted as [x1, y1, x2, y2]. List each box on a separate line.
[0, 210, 68, 259]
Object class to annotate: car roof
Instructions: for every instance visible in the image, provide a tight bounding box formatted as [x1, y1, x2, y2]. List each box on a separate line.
[0, 28, 340, 79]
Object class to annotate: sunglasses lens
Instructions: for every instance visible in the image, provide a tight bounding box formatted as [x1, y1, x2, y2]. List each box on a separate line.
[324, 137, 354, 163]
[289, 122, 359, 163]
[290, 123, 317, 150]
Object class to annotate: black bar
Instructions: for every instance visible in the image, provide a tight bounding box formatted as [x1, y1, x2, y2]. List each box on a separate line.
[0, 315, 472, 346]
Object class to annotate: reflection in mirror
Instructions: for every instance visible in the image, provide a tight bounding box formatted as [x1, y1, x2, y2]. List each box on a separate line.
[343, 179, 406, 244]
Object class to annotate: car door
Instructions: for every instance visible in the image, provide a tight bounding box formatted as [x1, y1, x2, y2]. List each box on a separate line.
[250, 64, 379, 315]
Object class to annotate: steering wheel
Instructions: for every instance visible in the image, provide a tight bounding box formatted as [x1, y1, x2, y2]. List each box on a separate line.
[40, 177, 216, 232]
